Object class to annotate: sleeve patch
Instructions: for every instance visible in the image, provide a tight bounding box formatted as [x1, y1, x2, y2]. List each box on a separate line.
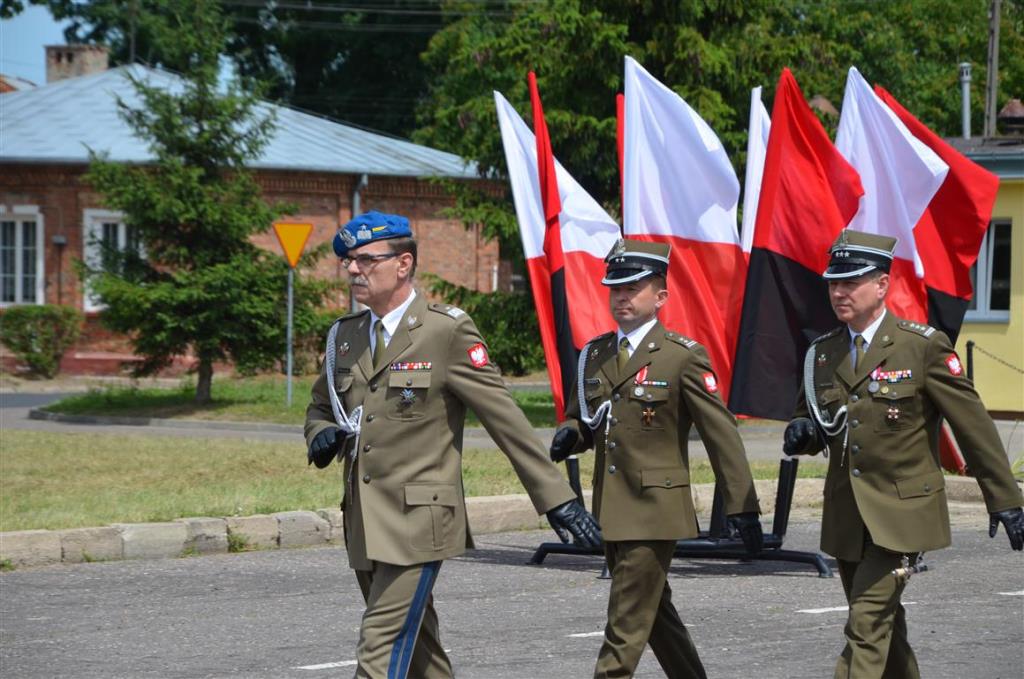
[467, 342, 489, 368]
[702, 372, 719, 393]
[945, 354, 963, 376]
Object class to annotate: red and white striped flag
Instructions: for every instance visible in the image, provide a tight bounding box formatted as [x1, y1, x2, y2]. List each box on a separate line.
[494, 90, 618, 419]
[623, 56, 746, 402]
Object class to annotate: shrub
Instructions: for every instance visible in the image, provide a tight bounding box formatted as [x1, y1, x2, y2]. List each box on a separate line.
[422, 275, 545, 376]
[0, 305, 84, 378]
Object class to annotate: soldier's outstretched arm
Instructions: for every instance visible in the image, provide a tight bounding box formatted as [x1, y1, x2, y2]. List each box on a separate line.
[922, 331, 1023, 520]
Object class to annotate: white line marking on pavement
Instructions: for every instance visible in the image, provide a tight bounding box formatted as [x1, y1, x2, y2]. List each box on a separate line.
[568, 631, 606, 638]
[798, 602, 918, 614]
[296, 660, 357, 670]
[998, 591, 1024, 596]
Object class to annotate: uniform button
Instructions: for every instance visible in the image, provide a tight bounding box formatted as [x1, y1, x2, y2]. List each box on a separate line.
[851, 419, 860, 428]
[432, 494, 439, 501]
[613, 393, 621, 402]
[851, 444, 860, 454]
[610, 417, 618, 426]
[366, 414, 375, 422]
[362, 474, 371, 483]
[363, 444, 372, 452]
[664, 479, 671, 486]
[851, 395, 859, 403]
[608, 442, 617, 450]
[406, 379, 413, 386]
[923, 484, 931, 492]
[608, 465, 617, 474]
[852, 468, 861, 478]
[370, 383, 378, 392]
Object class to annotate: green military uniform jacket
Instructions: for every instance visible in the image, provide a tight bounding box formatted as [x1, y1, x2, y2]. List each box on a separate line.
[794, 312, 1023, 561]
[557, 322, 759, 541]
[305, 293, 576, 570]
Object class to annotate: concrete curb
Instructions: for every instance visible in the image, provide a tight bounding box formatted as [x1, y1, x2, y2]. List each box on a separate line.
[28, 408, 303, 434]
[0, 478, 1000, 571]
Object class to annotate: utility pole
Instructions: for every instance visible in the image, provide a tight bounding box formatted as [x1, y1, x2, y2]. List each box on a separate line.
[984, 0, 1001, 137]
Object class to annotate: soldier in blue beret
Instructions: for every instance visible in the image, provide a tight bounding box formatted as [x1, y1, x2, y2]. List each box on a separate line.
[308, 210, 601, 678]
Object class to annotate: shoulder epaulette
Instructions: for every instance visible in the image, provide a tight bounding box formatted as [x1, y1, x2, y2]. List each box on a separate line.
[897, 319, 936, 338]
[336, 308, 369, 323]
[810, 326, 844, 346]
[665, 331, 699, 350]
[428, 302, 468, 320]
[591, 330, 615, 343]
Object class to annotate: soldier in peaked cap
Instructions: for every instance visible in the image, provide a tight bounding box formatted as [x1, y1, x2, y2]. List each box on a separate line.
[784, 228, 1024, 679]
[550, 238, 763, 679]
[305, 210, 601, 679]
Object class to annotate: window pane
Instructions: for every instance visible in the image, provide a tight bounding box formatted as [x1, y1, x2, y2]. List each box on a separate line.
[21, 221, 36, 303]
[967, 260, 978, 310]
[0, 221, 14, 302]
[101, 222, 120, 270]
[990, 221, 1011, 311]
[126, 225, 142, 255]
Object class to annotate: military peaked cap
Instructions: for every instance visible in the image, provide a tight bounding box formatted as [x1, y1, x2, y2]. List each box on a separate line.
[823, 229, 897, 280]
[602, 238, 671, 286]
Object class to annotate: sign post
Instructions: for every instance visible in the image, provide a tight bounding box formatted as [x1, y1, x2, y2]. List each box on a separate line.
[272, 223, 314, 406]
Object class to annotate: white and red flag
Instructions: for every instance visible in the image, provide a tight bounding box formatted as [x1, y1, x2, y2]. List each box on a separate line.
[741, 86, 771, 256]
[494, 88, 618, 420]
[835, 66, 949, 323]
[622, 56, 747, 402]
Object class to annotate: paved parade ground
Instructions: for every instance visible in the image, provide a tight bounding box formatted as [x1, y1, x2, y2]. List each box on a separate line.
[2, 511, 1021, 679]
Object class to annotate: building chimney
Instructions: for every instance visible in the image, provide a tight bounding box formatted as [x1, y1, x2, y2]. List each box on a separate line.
[958, 62, 971, 139]
[45, 45, 109, 83]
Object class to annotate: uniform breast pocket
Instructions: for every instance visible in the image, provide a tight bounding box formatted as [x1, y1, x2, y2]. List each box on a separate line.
[387, 371, 431, 421]
[405, 484, 457, 552]
[628, 385, 670, 430]
[871, 384, 918, 432]
[583, 380, 606, 408]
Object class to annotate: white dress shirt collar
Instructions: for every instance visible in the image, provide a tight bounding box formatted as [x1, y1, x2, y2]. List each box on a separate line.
[370, 289, 417, 350]
[848, 309, 887, 348]
[616, 317, 659, 358]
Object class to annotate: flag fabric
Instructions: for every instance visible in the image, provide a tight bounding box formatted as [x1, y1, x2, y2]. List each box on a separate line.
[835, 67, 949, 324]
[875, 85, 1000, 474]
[494, 90, 619, 419]
[741, 86, 771, 255]
[875, 85, 1000, 342]
[622, 56, 747, 402]
[728, 68, 865, 420]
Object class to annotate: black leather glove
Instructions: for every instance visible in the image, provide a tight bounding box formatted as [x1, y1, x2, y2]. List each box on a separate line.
[546, 499, 602, 550]
[550, 428, 579, 463]
[308, 426, 342, 469]
[988, 507, 1024, 551]
[783, 417, 818, 456]
[728, 512, 764, 556]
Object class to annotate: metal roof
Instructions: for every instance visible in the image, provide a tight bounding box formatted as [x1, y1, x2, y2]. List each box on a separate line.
[0, 64, 477, 179]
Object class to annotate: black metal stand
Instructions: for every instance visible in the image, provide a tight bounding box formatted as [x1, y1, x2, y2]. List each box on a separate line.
[531, 457, 832, 578]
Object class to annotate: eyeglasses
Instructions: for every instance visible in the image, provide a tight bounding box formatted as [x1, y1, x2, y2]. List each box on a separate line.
[342, 253, 398, 269]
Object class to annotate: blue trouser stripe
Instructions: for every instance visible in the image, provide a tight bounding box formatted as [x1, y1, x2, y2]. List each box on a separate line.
[387, 561, 440, 679]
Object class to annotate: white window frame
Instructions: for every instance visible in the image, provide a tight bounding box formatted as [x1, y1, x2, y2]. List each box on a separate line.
[83, 208, 132, 312]
[965, 219, 1011, 323]
[0, 204, 45, 307]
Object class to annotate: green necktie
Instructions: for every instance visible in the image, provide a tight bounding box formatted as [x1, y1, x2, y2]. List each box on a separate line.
[372, 320, 386, 367]
[617, 336, 631, 370]
[853, 334, 866, 372]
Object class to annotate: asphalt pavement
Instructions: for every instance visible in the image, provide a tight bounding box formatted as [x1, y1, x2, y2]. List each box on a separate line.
[1, 511, 1021, 679]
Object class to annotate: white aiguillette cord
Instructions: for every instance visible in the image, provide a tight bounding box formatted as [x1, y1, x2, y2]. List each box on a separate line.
[577, 340, 612, 440]
[325, 321, 363, 485]
[803, 341, 848, 460]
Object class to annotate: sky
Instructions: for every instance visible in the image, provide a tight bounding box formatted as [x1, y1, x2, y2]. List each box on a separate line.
[1, 5, 72, 85]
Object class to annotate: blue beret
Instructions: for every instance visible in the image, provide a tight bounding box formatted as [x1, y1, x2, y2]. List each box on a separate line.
[333, 210, 412, 258]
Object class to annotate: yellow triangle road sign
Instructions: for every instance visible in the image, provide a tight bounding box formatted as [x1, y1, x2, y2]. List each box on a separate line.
[273, 222, 314, 268]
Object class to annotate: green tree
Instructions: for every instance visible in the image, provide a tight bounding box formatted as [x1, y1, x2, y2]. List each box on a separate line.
[81, 0, 332, 403]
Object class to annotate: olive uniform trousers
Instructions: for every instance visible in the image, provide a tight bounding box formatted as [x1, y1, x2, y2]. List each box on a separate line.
[594, 540, 706, 679]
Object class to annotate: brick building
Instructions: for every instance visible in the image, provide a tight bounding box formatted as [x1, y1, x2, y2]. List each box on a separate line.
[0, 47, 501, 374]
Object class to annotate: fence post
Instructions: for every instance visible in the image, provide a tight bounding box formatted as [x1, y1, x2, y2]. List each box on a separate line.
[966, 340, 975, 381]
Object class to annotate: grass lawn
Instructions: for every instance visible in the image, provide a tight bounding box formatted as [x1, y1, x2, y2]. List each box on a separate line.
[43, 375, 559, 428]
[0, 430, 826, 532]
